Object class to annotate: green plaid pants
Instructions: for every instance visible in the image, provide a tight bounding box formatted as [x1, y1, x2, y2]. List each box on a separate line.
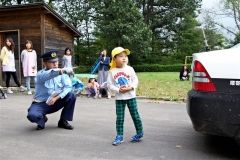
[115, 98, 143, 136]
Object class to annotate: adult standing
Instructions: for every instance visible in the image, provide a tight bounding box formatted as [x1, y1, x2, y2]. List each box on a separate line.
[27, 51, 76, 130]
[21, 40, 37, 95]
[0, 37, 25, 93]
[97, 49, 111, 98]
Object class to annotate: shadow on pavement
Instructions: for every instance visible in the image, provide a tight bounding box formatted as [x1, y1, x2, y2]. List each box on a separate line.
[204, 135, 240, 159]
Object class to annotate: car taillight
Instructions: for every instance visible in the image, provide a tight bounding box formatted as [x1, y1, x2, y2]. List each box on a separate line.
[192, 60, 216, 92]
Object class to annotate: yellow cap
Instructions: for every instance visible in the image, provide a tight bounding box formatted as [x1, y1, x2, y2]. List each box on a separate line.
[110, 47, 130, 70]
[111, 47, 130, 58]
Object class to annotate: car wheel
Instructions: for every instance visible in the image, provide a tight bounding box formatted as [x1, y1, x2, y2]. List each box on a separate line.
[235, 137, 240, 146]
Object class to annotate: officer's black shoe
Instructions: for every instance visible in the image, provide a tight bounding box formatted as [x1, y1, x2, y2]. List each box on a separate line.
[36, 116, 48, 130]
[36, 125, 45, 130]
[44, 115, 48, 123]
[58, 120, 74, 130]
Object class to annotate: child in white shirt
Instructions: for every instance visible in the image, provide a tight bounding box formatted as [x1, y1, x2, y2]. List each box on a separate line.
[107, 47, 143, 146]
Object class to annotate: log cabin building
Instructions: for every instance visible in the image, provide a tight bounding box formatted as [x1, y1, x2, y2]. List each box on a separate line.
[0, 3, 81, 86]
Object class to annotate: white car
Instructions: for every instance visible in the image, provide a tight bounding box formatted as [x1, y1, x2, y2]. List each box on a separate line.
[187, 47, 240, 143]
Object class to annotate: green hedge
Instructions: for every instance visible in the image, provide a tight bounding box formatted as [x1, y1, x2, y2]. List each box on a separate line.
[75, 64, 191, 73]
[132, 64, 191, 72]
[75, 65, 91, 74]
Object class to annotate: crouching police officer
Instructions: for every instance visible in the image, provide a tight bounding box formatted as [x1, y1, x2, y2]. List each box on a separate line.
[27, 51, 76, 130]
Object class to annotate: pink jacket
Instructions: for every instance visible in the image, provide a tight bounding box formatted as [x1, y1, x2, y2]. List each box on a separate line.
[21, 49, 37, 77]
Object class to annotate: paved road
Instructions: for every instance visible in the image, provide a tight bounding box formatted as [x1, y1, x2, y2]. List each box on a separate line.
[0, 95, 240, 160]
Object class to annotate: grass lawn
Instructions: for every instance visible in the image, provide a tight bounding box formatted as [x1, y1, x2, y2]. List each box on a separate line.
[76, 72, 191, 101]
[137, 72, 191, 101]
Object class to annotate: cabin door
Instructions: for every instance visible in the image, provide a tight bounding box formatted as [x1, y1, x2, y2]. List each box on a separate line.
[0, 30, 21, 87]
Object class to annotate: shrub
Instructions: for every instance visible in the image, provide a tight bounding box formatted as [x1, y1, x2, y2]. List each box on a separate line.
[75, 65, 91, 74]
[132, 64, 191, 72]
[75, 64, 191, 73]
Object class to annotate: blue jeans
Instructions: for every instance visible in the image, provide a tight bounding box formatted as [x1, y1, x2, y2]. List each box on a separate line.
[27, 92, 76, 127]
[25, 76, 35, 91]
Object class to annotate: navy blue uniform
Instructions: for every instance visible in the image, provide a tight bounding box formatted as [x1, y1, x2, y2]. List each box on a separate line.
[27, 69, 76, 128]
[27, 50, 76, 129]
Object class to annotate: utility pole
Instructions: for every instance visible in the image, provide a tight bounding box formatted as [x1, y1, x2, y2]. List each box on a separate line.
[201, 27, 210, 51]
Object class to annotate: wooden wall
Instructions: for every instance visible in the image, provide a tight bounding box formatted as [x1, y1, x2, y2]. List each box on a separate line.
[0, 9, 41, 86]
[43, 13, 74, 67]
[0, 9, 42, 54]
[0, 7, 76, 86]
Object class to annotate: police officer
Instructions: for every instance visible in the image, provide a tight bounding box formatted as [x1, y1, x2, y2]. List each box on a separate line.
[27, 51, 76, 130]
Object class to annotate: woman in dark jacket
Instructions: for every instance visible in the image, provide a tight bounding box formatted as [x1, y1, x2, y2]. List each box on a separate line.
[97, 49, 111, 98]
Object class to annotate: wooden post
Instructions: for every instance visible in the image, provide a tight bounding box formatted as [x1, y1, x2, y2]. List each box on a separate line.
[0, 33, 2, 86]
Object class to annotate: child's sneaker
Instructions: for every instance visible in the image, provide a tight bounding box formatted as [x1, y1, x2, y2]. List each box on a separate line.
[107, 92, 111, 99]
[131, 132, 144, 142]
[19, 86, 25, 92]
[27, 90, 32, 95]
[7, 88, 13, 94]
[112, 135, 123, 146]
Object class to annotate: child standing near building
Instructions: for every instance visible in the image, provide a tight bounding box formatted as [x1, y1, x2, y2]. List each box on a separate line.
[107, 47, 143, 146]
[62, 47, 73, 72]
[62, 47, 75, 76]
[21, 40, 37, 95]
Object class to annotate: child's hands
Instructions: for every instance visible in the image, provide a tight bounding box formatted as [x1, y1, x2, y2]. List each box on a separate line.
[119, 85, 133, 93]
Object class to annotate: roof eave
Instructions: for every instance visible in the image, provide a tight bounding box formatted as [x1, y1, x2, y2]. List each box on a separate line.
[0, 2, 82, 37]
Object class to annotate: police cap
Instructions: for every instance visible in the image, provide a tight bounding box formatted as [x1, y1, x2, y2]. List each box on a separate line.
[41, 50, 59, 62]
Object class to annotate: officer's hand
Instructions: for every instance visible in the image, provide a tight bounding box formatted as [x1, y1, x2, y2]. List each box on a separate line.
[61, 68, 73, 74]
[47, 96, 59, 106]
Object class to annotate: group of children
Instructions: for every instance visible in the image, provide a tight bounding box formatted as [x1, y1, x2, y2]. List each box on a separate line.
[0, 37, 107, 98]
[0, 40, 144, 146]
[0, 38, 80, 95]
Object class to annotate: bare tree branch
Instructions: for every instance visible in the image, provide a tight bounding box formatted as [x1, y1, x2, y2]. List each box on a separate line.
[231, 1, 240, 30]
[214, 21, 237, 35]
